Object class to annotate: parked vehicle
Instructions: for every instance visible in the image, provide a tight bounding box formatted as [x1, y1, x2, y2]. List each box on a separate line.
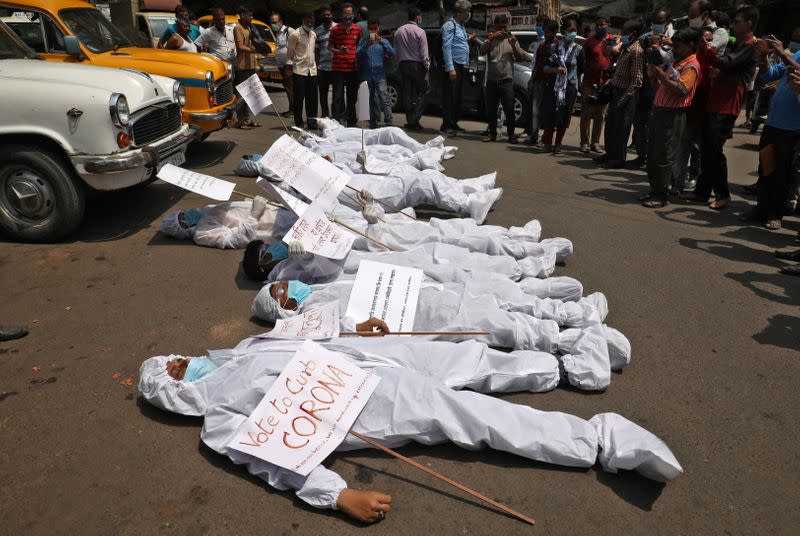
[196, 14, 282, 84]
[0, 20, 197, 241]
[386, 28, 531, 128]
[134, 10, 173, 48]
[1, 1, 243, 140]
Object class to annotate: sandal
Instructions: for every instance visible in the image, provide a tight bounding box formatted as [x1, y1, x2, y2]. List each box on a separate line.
[765, 219, 782, 230]
[251, 122, 263, 128]
[709, 197, 730, 210]
[639, 193, 654, 201]
[642, 198, 668, 208]
[237, 123, 253, 130]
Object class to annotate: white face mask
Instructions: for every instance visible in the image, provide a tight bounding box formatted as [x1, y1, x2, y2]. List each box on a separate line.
[689, 16, 704, 29]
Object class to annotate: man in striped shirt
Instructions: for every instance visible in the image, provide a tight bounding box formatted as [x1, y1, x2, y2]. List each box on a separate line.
[328, 3, 363, 126]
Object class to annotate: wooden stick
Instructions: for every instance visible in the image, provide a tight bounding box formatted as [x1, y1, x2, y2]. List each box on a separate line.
[345, 184, 417, 221]
[232, 190, 284, 210]
[271, 103, 292, 136]
[341, 191, 387, 223]
[340, 331, 490, 336]
[328, 216, 395, 251]
[348, 430, 535, 526]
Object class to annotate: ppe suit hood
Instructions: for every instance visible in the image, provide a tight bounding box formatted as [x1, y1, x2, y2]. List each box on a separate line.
[160, 212, 193, 240]
[138, 355, 209, 416]
[252, 283, 300, 322]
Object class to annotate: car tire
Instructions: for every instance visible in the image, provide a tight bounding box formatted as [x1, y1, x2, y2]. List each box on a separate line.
[514, 90, 530, 127]
[387, 80, 402, 113]
[0, 144, 85, 242]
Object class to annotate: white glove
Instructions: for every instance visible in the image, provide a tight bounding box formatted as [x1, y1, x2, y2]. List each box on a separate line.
[250, 195, 268, 219]
[357, 189, 374, 205]
[356, 150, 367, 165]
[325, 212, 337, 222]
[287, 240, 306, 257]
[362, 204, 380, 224]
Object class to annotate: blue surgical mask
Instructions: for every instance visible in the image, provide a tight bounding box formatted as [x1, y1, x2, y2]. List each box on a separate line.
[181, 208, 202, 227]
[651, 23, 666, 35]
[566, 31, 577, 42]
[595, 26, 608, 38]
[536, 25, 544, 36]
[287, 280, 312, 306]
[263, 241, 289, 262]
[790, 41, 800, 53]
[620, 34, 631, 46]
[184, 358, 219, 382]
[302, 24, 313, 32]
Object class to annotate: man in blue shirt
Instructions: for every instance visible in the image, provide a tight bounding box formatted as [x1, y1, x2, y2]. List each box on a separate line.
[315, 6, 337, 118]
[157, 5, 200, 48]
[357, 19, 395, 128]
[440, 0, 474, 136]
[747, 35, 800, 229]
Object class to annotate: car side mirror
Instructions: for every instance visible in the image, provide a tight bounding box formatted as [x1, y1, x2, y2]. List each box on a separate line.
[64, 36, 82, 57]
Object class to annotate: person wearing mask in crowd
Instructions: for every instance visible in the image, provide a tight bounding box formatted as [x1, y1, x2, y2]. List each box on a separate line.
[195, 8, 235, 63]
[640, 28, 701, 208]
[681, 5, 758, 211]
[519, 14, 550, 145]
[289, 12, 318, 130]
[540, 19, 583, 154]
[595, 19, 645, 169]
[393, 7, 429, 131]
[270, 13, 294, 117]
[329, 3, 363, 127]
[357, 19, 395, 128]
[157, 5, 200, 48]
[356, 4, 370, 38]
[315, 6, 337, 118]
[688, 0, 728, 57]
[233, 7, 262, 129]
[629, 9, 674, 170]
[163, 18, 198, 52]
[579, 17, 612, 153]
[440, 0, 474, 137]
[739, 33, 800, 230]
[527, 19, 557, 148]
[480, 17, 526, 144]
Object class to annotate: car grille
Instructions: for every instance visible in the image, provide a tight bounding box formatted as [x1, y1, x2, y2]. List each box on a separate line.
[215, 78, 234, 105]
[131, 103, 182, 147]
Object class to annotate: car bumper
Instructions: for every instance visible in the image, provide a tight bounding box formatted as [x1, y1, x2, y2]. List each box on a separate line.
[187, 98, 245, 122]
[80, 125, 200, 174]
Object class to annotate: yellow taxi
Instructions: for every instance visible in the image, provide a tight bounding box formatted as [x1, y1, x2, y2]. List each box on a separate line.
[196, 14, 282, 83]
[1, 0, 243, 139]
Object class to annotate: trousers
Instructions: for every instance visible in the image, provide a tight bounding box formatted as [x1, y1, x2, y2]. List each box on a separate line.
[399, 60, 428, 126]
[485, 77, 515, 137]
[647, 108, 686, 199]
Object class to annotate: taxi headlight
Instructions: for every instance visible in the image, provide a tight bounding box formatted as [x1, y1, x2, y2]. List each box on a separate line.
[109, 93, 130, 126]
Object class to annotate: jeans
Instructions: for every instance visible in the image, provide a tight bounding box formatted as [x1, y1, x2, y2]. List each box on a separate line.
[317, 69, 334, 118]
[579, 82, 607, 147]
[603, 87, 638, 164]
[694, 113, 736, 201]
[441, 63, 464, 130]
[633, 92, 654, 159]
[332, 70, 360, 126]
[672, 119, 702, 189]
[647, 108, 686, 200]
[293, 73, 318, 128]
[367, 79, 392, 127]
[755, 125, 800, 220]
[399, 60, 428, 126]
[484, 77, 514, 138]
[529, 79, 545, 141]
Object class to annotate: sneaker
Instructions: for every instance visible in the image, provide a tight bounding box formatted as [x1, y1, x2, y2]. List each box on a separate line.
[482, 135, 496, 143]
[580, 144, 590, 153]
[590, 143, 603, 153]
[683, 178, 697, 191]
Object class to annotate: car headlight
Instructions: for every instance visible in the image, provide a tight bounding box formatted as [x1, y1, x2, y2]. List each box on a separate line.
[109, 93, 130, 127]
[205, 70, 216, 105]
[227, 62, 234, 81]
[172, 81, 186, 107]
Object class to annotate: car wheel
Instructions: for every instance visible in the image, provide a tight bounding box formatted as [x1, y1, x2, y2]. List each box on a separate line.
[514, 90, 530, 127]
[387, 80, 402, 112]
[0, 144, 85, 242]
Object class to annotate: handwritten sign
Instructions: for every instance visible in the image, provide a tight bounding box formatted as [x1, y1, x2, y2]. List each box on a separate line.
[229, 340, 380, 475]
[157, 164, 235, 201]
[345, 260, 423, 332]
[256, 178, 310, 216]
[262, 135, 350, 209]
[357, 81, 370, 124]
[258, 301, 340, 340]
[286, 202, 355, 259]
[235, 72, 272, 116]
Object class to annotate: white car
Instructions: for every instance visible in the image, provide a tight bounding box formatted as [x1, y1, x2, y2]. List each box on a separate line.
[0, 20, 198, 241]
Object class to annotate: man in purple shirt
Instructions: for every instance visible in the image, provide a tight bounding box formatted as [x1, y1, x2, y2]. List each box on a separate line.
[393, 7, 430, 130]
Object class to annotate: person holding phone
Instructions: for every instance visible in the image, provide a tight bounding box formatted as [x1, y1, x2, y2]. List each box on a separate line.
[357, 19, 395, 128]
[329, 3, 364, 126]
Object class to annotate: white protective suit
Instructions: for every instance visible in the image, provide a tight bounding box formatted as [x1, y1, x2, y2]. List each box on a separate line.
[159, 201, 278, 249]
[138, 339, 682, 511]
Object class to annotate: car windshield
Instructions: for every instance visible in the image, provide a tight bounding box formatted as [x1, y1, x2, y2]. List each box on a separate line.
[0, 19, 37, 59]
[515, 34, 537, 53]
[59, 7, 132, 53]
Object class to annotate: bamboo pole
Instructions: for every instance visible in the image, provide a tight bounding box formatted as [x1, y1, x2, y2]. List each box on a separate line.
[232, 190, 284, 210]
[348, 430, 535, 525]
[340, 331, 490, 336]
[342, 191, 387, 223]
[328, 215, 396, 251]
[345, 184, 417, 221]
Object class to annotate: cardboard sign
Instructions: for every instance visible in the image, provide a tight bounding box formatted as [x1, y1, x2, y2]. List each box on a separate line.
[229, 340, 380, 476]
[235, 72, 272, 116]
[157, 164, 235, 201]
[256, 178, 310, 216]
[258, 301, 341, 340]
[345, 260, 423, 332]
[262, 135, 350, 210]
[357, 81, 371, 124]
[285, 202, 355, 259]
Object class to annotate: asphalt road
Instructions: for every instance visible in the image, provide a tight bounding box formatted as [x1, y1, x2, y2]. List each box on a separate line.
[1, 92, 798, 535]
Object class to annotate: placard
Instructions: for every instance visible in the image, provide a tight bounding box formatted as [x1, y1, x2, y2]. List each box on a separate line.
[229, 340, 380, 476]
[345, 260, 423, 332]
[262, 135, 350, 209]
[357, 81, 370, 123]
[258, 301, 340, 340]
[256, 178, 310, 216]
[235, 72, 272, 115]
[285, 202, 355, 259]
[157, 164, 235, 201]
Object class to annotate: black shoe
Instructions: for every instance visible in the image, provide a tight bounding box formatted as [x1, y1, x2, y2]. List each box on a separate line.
[738, 209, 763, 223]
[454, 124, 466, 132]
[593, 154, 608, 164]
[281, 110, 293, 117]
[626, 156, 647, 169]
[404, 123, 423, 131]
[602, 160, 625, 169]
[444, 129, 458, 137]
[0, 325, 28, 342]
[508, 135, 519, 144]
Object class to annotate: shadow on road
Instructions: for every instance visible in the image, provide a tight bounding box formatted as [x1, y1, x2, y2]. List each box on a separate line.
[594, 468, 665, 511]
[725, 270, 798, 306]
[184, 140, 237, 169]
[679, 238, 777, 265]
[752, 314, 800, 350]
[136, 395, 201, 428]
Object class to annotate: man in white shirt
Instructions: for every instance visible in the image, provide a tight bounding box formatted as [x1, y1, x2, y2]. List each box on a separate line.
[289, 12, 319, 129]
[271, 12, 295, 116]
[195, 9, 236, 63]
